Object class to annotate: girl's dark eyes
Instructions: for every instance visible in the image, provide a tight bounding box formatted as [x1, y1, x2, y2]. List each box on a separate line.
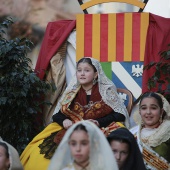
[69, 141, 89, 146]
[82, 142, 89, 145]
[77, 70, 89, 71]
[70, 142, 76, 146]
[113, 150, 128, 155]
[141, 107, 158, 110]
[151, 107, 157, 110]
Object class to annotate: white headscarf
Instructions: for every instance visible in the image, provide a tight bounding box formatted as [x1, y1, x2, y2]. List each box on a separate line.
[0, 138, 23, 170]
[53, 57, 129, 128]
[48, 120, 119, 170]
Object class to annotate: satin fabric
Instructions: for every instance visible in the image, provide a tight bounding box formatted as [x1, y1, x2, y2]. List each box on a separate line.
[20, 123, 62, 170]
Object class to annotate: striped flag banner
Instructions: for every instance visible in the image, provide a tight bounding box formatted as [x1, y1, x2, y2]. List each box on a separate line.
[76, 13, 149, 62]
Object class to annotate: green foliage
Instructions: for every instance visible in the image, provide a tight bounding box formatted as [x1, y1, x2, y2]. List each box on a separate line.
[0, 17, 54, 154]
[144, 45, 170, 102]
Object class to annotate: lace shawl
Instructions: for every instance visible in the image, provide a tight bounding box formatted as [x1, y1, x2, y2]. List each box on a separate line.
[134, 124, 170, 170]
[138, 120, 170, 148]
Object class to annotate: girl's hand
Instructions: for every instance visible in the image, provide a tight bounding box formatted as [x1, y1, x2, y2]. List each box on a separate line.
[63, 119, 73, 129]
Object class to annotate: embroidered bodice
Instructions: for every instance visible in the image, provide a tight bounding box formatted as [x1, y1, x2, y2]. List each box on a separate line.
[72, 100, 113, 119]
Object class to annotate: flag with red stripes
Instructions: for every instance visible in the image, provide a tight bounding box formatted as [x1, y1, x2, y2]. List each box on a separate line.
[76, 13, 149, 62]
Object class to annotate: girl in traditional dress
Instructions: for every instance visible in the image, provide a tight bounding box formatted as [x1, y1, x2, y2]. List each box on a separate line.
[20, 57, 129, 170]
[130, 92, 170, 170]
[48, 120, 119, 170]
[107, 127, 146, 170]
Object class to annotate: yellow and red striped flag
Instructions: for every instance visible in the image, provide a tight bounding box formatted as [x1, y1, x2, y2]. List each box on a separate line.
[76, 13, 149, 62]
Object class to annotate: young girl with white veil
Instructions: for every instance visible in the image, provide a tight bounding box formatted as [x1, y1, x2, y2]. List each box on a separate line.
[48, 120, 119, 170]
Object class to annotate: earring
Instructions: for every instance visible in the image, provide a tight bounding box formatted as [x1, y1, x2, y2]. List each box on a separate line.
[159, 115, 163, 124]
[93, 78, 97, 85]
[141, 119, 145, 127]
[139, 111, 145, 126]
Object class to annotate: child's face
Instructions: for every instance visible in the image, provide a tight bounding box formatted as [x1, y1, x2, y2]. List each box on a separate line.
[69, 130, 90, 165]
[140, 97, 163, 128]
[76, 62, 97, 87]
[110, 140, 129, 169]
[0, 145, 9, 170]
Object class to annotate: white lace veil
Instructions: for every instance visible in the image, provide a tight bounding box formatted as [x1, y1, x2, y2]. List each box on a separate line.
[53, 57, 129, 128]
[48, 120, 119, 170]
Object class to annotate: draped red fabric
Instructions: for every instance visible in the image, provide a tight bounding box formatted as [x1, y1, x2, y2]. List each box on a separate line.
[142, 13, 170, 93]
[71, 83, 102, 107]
[35, 20, 76, 80]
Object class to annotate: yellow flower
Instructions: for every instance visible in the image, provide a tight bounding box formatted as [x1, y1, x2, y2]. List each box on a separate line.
[79, 112, 84, 117]
[95, 103, 101, 109]
[74, 104, 79, 110]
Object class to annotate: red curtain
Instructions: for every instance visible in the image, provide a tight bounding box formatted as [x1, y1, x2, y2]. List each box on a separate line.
[35, 20, 76, 79]
[142, 13, 170, 92]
